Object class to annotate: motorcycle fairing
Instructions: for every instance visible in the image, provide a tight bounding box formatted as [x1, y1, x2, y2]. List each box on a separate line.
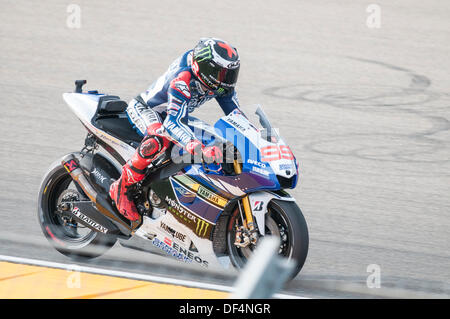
[214, 108, 299, 189]
[149, 175, 216, 240]
[171, 176, 225, 223]
[60, 152, 136, 236]
[61, 90, 301, 268]
[63, 93, 136, 164]
[139, 174, 223, 268]
[247, 191, 296, 236]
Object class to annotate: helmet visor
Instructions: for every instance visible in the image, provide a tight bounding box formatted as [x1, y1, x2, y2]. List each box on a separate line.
[197, 60, 240, 91]
[217, 66, 240, 88]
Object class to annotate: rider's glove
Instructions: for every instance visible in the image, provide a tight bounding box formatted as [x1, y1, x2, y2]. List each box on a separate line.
[185, 140, 203, 156]
[202, 145, 223, 164]
[185, 140, 223, 164]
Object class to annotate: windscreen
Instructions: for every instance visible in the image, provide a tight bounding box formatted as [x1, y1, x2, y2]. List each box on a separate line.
[238, 104, 281, 143]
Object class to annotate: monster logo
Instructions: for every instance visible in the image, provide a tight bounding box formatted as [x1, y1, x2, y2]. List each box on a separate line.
[195, 219, 210, 238]
[165, 195, 213, 239]
[194, 46, 212, 62]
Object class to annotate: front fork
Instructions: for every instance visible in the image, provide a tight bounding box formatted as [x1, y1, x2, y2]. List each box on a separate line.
[233, 160, 259, 247]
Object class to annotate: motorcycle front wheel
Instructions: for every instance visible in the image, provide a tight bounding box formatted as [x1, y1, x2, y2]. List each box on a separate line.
[226, 199, 309, 279]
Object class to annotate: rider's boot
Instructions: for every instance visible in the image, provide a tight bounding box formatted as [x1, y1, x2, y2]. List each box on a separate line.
[109, 124, 170, 221]
[109, 162, 144, 221]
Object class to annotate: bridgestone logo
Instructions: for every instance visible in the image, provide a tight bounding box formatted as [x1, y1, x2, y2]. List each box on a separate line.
[72, 207, 108, 234]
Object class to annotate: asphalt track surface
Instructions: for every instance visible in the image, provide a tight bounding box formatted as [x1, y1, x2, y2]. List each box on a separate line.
[1, 0, 449, 298]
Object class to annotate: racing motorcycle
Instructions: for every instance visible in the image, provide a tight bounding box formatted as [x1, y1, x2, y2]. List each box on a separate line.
[38, 80, 309, 278]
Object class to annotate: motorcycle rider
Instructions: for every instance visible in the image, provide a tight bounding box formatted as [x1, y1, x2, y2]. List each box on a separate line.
[109, 38, 242, 221]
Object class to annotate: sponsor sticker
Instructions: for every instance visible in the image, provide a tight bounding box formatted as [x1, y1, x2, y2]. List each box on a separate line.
[197, 186, 228, 208]
[195, 219, 211, 238]
[63, 159, 78, 173]
[164, 120, 192, 145]
[165, 195, 214, 239]
[173, 175, 200, 192]
[151, 237, 209, 267]
[248, 159, 267, 168]
[160, 221, 187, 243]
[279, 163, 293, 170]
[174, 185, 196, 198]
[91, 168, 107, 183]
[252, 166, 270, 177]
[227, 60, 240, 68]
[225, 117, 247, 131]
[72, 207, 108, 234]
[173, 81, 191, 98]
[172, 176, 228, 208]
[253, 201, 264, 211]
[152, 237, 192, 264]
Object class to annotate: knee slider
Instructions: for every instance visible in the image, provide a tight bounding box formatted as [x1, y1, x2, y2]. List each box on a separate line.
[138, 136, 162, 159]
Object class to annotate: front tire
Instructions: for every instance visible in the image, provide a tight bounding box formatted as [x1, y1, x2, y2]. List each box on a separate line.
[226, 199, 309, 279]
[37, 155, 116, 259]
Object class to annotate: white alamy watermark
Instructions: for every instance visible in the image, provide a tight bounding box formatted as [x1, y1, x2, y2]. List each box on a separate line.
[66, 264, 82, 288]
[366, 4, 381, 29]
[366, 264, 381, 288]
[66, 4, 81, 29]
[169, 126, 293, 166]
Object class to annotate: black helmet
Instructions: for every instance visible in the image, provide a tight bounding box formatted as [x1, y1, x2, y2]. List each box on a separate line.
[191, 38, 240, 96]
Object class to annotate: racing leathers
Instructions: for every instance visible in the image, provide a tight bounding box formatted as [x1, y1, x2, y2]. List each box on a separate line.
[109, 50, 241, 221]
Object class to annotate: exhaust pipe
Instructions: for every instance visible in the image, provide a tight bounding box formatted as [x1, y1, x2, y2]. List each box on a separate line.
[61, 153, 139, 236]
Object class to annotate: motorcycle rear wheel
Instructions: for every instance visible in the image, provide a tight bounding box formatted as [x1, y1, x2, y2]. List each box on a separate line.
[37, 156, 116, 259]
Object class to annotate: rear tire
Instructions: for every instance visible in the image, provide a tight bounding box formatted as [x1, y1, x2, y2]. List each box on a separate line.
[226, 199, 309, 279]
[37, 155, 116, 259]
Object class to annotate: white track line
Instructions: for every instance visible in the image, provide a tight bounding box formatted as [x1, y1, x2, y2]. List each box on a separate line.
[0, 254, 307, 299]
